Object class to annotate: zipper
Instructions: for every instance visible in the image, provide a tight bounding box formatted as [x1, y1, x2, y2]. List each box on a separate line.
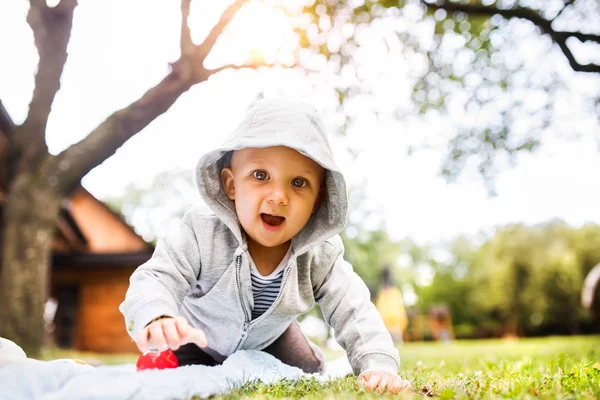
[234, 256, 294, 350]
[234, 254, 250, 351]
[236, 321, 249, 350]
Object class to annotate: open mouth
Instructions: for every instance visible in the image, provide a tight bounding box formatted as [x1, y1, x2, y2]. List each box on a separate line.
[261, 213, 285, 228]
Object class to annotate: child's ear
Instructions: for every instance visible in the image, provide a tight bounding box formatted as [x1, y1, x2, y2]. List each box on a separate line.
[221, 168, 235, 200]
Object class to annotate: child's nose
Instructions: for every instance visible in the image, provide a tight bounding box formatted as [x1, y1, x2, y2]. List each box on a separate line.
[266, 184, 288, 205]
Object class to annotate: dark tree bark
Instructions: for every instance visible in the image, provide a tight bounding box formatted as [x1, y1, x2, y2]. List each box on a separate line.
[0, 0, 266, 356]
[423, 0, 600, 73]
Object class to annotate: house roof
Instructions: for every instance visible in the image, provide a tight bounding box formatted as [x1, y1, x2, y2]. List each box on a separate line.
[52, 186, 154, 261]
[52, 251, 151, 268]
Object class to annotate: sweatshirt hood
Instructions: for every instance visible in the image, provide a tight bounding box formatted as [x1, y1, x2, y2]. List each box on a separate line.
[195, 99, 348, 256]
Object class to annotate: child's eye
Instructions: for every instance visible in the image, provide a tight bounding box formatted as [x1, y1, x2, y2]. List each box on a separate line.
[291, 178, 307, 188]
[253, 170, 269, 180]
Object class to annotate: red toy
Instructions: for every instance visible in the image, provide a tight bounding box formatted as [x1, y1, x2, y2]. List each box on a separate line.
[136, 349, 179, 371]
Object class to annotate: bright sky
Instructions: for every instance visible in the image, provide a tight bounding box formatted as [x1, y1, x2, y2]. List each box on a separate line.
[1, 0, 600, 244]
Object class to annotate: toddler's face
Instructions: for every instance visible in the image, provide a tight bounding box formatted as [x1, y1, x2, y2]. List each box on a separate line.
[221, 146, 325, 250]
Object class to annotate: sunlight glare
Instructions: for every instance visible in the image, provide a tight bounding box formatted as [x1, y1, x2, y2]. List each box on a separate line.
[205, 0, 299, 67]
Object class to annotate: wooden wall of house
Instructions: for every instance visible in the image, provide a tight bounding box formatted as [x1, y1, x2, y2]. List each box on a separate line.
[52, 267, 139, 353]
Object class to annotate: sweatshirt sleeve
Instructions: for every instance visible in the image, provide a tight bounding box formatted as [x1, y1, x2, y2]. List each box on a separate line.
[119, 209, 203, 339]
[314, 237, 400, 376]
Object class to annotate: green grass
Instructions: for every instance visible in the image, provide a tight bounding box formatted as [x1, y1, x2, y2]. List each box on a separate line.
[43, 336, 600, 399]
[212, 336, 600, 399]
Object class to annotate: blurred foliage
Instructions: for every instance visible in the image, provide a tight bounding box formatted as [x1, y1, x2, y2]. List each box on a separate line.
[291, 0, 600, 186]
[466, 222, 600, 336]
[342, 221, 600, 338]
[340, 228, 402, 291]
[104, 169, 197, 244]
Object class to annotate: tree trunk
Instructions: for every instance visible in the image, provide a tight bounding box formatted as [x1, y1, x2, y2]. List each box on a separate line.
[0, 173, 61, 357]
[0, 0, 249, 357]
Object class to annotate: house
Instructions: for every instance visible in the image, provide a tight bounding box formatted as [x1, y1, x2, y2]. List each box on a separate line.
[50, 187, 154, 353]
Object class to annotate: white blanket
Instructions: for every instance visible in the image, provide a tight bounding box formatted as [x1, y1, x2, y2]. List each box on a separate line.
[0, 350, 352, 400]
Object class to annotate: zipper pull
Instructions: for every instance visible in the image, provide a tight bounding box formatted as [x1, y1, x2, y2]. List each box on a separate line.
[240, 322, 249, 339]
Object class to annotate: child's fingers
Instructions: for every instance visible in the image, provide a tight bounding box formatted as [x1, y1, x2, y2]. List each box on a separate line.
[397, 379, 412, 393]
[358, 373, 368, 387]
[386, 376, 412, 394]
[366, 374, 382, 391]
[359, 373, 412, 394]
[359, 372, 382, 391]
[149, 321, 168, 351]
[162, 320, 181, 351]
[174, 318, 207, 348]
[393, 379, 411, 393]
[174, 317, 190, 338]
[376, 374, 391, 393]
[135, 328, 150, 353]
[188, 327, 208, 348]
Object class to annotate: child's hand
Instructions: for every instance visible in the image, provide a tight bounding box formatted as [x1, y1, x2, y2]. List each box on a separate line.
[135, 316, 208, 353]
[358, 371, 412, 394]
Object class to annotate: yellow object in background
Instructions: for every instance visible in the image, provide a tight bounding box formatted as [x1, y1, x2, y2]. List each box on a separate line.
[375, 287, 408, 342]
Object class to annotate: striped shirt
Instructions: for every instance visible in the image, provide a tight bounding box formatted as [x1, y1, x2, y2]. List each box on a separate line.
[249, 248, 292, 320]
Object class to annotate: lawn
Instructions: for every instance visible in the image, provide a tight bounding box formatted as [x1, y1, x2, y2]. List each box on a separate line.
[43, 335, 600, 399]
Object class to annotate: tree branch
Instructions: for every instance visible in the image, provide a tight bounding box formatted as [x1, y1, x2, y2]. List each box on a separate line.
[52, 64, 192, 195]
[554, 0, 575, 20]
[423, 0, 600, 73]
[206, 62, 297, 75]
[556, 31, 600, 44]
[21, 0, 77, 151]
[29, 0, 45, 8]
[53, 0, 250, 195]
[55, 0, 78, 12]
[180, 0, 194, 59]
[197, 0, 246, 58]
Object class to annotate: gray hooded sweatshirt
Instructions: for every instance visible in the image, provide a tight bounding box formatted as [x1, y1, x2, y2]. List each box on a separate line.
[119, 99, 399, 375]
